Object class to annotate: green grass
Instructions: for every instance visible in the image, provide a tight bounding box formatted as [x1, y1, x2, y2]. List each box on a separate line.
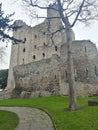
[0, 96, 98, 130]
[0, 110, 18, 130]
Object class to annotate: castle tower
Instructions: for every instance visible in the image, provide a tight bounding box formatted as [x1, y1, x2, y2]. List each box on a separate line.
[7, 20, 32, 90]
[6, 4, 68, 90]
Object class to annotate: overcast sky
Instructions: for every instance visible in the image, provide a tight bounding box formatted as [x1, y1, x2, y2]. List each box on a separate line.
[0, 0, 98, 69]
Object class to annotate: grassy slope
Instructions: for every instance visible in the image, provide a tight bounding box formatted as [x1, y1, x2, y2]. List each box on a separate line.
[0, 110, 18, 130]
[0, 96, 98, 130]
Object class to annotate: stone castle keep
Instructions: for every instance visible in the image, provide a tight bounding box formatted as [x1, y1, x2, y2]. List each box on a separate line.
[6, 5, 98, 98]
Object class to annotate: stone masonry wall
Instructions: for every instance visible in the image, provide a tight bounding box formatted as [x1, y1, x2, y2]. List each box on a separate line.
[12, 55, 65, 98]
[60, 40, 98, 82]
[12, 53, 98, 98]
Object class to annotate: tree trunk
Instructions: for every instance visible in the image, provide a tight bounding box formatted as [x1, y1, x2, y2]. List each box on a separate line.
[66, 28, 79, 111]
[57, 0, 79, 110]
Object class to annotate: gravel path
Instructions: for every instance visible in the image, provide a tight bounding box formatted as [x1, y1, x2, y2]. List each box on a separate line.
[0, 107, 55, 130]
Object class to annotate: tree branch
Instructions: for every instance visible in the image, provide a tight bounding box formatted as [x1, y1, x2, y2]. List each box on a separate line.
[0, 30, 22, 44]
[50, 26, 65, 45]
[63, 0, 74, 11]
[57, 0, 70, 27]
[23, 0, 58, 11]
[71, 0, 85, 27]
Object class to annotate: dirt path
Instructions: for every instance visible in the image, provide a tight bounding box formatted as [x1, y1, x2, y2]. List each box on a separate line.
[0, 107, 56, 130]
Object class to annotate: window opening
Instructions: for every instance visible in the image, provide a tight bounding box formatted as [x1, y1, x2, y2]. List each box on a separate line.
[33, 55, 36, 59]
[34, 45, 36, 49]
[95, 65, 98, 76]
[23, 48, 26, 52]
[23, 38, 26, 43]
[85, 68, 88, 77]
[43, 32, 46, 35]
[42, 53, 45, 58]
[55, 46, 58, 51]
[23, 58, 24, 64]
[65, 71, 68, 81]
[85, 46, 87, 53]
[65, 71, 67, 78]
[35, 35, 37, 39]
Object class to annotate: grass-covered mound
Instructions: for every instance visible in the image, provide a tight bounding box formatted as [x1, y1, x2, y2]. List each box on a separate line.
[0, 110, 18, 130]
[0, 96, 98, 130]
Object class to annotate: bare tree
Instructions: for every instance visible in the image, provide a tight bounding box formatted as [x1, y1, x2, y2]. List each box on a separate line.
[22, 0, 98, 110]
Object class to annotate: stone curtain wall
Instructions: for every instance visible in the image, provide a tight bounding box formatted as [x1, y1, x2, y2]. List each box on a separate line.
[12, 55, 64, 98]
[0, 89, 11, 100]
[12, 53, 98, 98]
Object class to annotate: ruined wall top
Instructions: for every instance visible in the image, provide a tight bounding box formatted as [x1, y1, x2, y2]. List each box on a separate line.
[47, 3, 60, 18]
[14, 20, 26, 26]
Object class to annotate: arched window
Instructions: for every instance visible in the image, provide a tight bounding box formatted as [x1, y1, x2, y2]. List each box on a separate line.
[33, 55, 36, 59]
[42, 53, 45, 58]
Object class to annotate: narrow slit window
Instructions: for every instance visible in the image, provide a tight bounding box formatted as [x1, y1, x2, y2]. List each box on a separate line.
[23, 48, 26, 52]
[85, 68, 88, 77]
[43, 42, 45, 46]
[55, 46, 58, 51]
[23, 58, 24, 64]
[94, 65, 98, 76]
[85, 46, 87, 53]
[65, 71, 68, 82]
[65, 71, 67, 79]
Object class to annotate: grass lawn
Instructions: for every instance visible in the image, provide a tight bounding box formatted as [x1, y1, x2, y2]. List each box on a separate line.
[0, 96, 98, 130]
[0, 110, 18, 130]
